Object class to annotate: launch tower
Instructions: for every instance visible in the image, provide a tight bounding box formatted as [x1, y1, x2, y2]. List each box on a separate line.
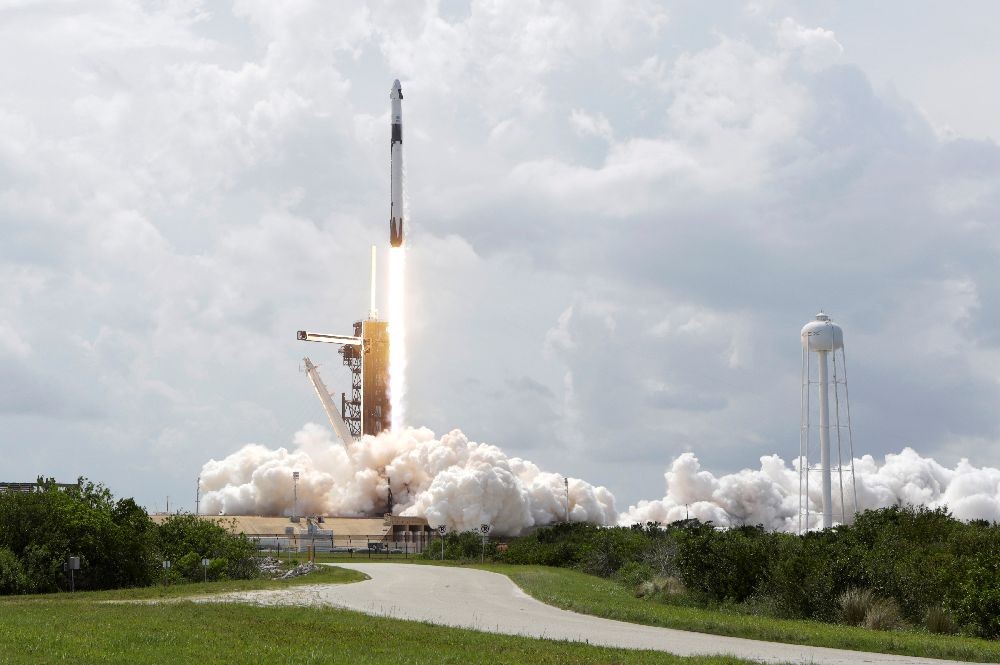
[297, 247, 391, 440]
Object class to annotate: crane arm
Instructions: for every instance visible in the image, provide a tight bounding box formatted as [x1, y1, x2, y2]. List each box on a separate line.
[297, 330, 363, 346]
[302, 357, 354, 446]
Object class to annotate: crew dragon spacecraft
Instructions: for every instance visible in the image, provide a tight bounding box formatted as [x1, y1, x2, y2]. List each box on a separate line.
[389, 79, 405, 247]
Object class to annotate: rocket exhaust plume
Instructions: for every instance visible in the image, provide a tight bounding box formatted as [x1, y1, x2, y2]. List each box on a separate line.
[199, 425, 618, 536]
[388, 247, 406, 429]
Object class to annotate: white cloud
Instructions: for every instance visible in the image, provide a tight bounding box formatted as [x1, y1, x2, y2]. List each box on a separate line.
[1, 2, 999, 518]
[776, 17, 843, 71]
[569, 108, 614, 141]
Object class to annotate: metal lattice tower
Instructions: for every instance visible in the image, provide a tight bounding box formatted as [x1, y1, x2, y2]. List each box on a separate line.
[799, 312, 858, 533]
[340, 323, 364, 438]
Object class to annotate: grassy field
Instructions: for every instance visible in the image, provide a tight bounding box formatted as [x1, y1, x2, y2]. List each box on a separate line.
[0, 568, 761, 665]
[486, 564, 1000, 663]
[305, 557, 1000, 662]
[82, 562, 369, 600]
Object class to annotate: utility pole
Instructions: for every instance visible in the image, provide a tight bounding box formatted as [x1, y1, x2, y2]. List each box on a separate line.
[564, 477, 570, 523]
[292, 471, 300, 522]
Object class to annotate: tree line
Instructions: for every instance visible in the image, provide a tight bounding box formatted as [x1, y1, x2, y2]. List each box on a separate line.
[490, 506, 1000, 639]
[0, 479, 258, 594]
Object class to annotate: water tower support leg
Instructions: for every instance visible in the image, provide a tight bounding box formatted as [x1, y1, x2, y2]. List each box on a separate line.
[817, 350, 833, 529]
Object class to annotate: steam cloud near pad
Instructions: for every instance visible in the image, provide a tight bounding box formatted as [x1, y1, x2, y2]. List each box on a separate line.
[199, 425, 617, 536]
[201, 425, 1000, 535]
[620, 448, 1000, 531]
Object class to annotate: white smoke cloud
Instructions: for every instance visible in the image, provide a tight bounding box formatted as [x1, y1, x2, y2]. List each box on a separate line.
[199, 424, 617, 536]
[620, 447, 1000, 531]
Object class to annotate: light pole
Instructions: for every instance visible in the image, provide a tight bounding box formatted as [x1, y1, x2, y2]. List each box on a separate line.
[564, 476, 570, 523]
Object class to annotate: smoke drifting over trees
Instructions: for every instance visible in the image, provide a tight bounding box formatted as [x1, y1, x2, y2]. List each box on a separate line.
[620, 448, 1000, 530]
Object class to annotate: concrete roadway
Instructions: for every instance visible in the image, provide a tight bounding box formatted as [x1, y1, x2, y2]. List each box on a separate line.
[205, 563, 967, 665]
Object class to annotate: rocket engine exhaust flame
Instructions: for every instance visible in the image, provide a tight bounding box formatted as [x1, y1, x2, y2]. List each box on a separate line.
[388, 246, 406, 429]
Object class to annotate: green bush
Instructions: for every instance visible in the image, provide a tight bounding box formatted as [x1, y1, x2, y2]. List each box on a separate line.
[863, 598, 904, 631]
[157, 514, 259, 582]
[496, 505, 1000, 637]
[674, 524, 776, 604]
[422, 531, 496, 561]
[951, 560, 1000, 638]
[0, 547, 27, 594]
[924, 606, 958, 635]
[838, 588, 876, 626]
[612, 561, 654, 588]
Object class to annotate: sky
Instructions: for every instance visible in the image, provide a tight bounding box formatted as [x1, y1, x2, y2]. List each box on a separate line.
[1, 0, 999, 514]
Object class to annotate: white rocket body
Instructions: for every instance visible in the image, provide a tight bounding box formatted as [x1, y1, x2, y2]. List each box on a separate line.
[389, 79, 404, 247]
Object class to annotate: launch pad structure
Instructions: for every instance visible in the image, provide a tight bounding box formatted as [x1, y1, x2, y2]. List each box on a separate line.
[297, 315, 391, 440]
[298, 241, 392, 440]
[297, 79, 406, 442]
[341, 318, 391, 437]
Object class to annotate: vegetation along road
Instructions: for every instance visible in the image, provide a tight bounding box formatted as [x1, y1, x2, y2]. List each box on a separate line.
[204, 563, 967, 664]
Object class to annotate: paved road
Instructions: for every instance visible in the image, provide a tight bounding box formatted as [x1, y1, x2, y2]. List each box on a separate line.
[205, 563, 966, 665]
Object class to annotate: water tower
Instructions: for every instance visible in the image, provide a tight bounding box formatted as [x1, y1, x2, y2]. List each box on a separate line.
[799, 312, 857, 532]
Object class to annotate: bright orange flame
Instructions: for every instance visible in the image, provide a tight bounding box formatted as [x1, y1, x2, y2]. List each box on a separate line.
[388, 246, 406, 429]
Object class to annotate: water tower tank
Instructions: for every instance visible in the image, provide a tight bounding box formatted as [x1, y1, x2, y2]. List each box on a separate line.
[801, 312, 843, 352]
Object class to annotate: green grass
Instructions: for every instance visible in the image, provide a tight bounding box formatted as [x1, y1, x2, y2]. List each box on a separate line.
[0, 570, 759, 665]
[86, 562, 369, 600]
[483, 564, 1000, 663]
[312, 558, 1000, 661]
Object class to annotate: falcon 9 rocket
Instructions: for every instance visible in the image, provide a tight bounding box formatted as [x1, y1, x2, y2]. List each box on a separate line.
[389, 79, 404, 247]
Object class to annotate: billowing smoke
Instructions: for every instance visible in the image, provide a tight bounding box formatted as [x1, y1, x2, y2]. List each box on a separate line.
[199, 424, 617, 536]
[620, 447, 1000, 531]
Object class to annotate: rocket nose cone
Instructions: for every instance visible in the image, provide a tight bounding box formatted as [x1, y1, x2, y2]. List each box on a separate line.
[392, 79, 401, 89]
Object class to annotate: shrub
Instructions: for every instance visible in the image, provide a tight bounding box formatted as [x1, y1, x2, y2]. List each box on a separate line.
[864, 598, 903, 631]
[157, 515, 259, 582]
[838, 588, 876, 626]
[580, 527, 649, 578]
[654, 576, 685, 595]
[643, 536, 679, 578]
[924, 606, 958, 635]
[635, 580, 656, 598]
[612, 561, 654, 588]
[675, 524, 776, 604]
[420, 531, 497, 561]
[0, 548, 26, 594]
[951, 561, 1000, 638]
